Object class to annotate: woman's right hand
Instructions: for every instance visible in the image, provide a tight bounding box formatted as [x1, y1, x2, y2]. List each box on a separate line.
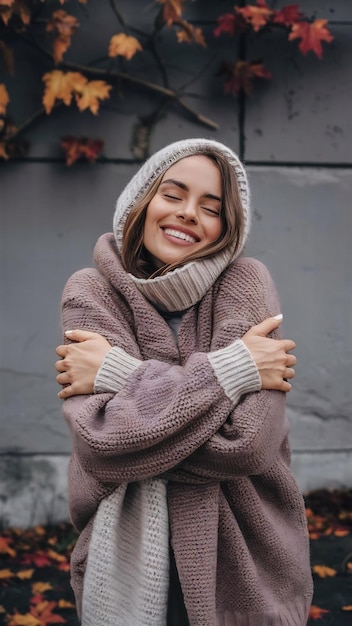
[242, 315, 296, 392]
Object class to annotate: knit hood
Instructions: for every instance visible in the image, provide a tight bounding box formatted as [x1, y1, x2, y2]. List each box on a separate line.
[113, 138, 251, 312]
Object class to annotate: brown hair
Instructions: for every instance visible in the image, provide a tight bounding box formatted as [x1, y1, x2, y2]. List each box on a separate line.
[121, 149, 245, 279]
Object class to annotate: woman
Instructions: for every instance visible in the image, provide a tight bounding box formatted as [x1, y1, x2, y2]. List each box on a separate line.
[56, 138, 313, 625]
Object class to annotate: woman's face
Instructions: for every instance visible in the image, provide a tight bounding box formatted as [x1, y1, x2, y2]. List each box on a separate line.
[143, 155, 223, 268]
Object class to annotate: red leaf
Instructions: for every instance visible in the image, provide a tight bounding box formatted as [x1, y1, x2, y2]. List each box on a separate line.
[218, 60, 272, 97]
[289, 19, 334, 59]
[213, 13, 246, 38]
[308, 605, 330, 620]
[61, 136, 104, 165]
[20, 552, 52, 568]
[273, 4, 304, 27]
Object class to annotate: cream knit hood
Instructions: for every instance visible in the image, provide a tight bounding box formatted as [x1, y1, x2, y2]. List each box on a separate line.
[113, 138, 251, 312]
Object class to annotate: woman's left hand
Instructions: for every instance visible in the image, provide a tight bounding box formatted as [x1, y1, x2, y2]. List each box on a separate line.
[55, 330, 112, 398]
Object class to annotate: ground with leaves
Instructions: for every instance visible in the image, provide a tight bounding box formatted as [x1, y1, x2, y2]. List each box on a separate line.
[0, 489, 351, 625]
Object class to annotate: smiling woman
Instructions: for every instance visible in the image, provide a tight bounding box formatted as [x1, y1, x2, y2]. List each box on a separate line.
[55, 138, 311, 626]
[143, 155, 222, 268]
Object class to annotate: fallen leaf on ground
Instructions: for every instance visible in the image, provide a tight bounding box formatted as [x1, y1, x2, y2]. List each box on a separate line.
[308, 605, 330, 620]
[312, 565, 337, 578]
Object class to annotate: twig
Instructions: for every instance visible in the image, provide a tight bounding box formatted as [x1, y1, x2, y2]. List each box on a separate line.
[61, 61, 218, 129]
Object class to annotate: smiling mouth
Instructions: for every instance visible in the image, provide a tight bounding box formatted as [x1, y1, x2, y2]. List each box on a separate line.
[162, 228, 199, 244]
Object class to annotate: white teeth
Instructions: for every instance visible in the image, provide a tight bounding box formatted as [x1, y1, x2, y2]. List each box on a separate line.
[163, 228, 197, 243]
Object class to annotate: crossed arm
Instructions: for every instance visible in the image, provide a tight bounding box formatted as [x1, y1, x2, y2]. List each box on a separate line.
[55, 315, 296, 399]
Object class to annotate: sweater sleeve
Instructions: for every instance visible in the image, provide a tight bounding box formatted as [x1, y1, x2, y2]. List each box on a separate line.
[94, 340, 260, 397]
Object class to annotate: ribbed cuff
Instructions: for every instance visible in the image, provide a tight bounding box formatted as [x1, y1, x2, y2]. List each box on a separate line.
[207, 339, 261, 403]
[94, 347, 143, 394]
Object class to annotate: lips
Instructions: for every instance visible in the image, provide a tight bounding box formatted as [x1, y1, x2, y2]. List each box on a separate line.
[161, 225, 200, 244]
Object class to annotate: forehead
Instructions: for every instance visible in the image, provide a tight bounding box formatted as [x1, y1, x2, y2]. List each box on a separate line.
[161, 154, 221, 184]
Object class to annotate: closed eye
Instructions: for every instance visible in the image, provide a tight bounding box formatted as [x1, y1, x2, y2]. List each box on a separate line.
[163, 193, 181, 201]
[203, 207, 220, 216]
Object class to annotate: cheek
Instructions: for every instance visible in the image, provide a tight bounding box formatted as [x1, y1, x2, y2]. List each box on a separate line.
[207, 219, 222, 242]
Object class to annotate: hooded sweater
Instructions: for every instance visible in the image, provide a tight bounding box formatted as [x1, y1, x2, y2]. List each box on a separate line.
[61, 139, 313, 626]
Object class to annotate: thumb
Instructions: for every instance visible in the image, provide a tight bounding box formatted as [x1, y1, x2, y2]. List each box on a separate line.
[247, 314, 283, 337]
[64, 329, 95, 342]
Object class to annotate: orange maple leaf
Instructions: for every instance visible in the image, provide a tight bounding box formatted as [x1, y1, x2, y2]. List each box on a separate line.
[7, 612, 40, 626]
[334, 528, 350, 537]
[108, 33, 142, 60]
[0, 0, 30, 26]
[31, 600, 65, 624]
[0, 568, 15, 579]
[46, 10, 79, 64]
[236, 0, 273, 32]
[16, 569, 34, 580]
[176, 20, 206, 47]
[42, 70, 83, 113]
[0, 83, 9, 115]
[312, 564, 337, 578]
[158, 0, 186, 26]
[308, 605, 330, 620]
[0, 535, 15, 557]
[289, 19, 334, 59]
[74, 79, 112, 114]
[31, 581, 53, 594]
[57, 599, 76, 609]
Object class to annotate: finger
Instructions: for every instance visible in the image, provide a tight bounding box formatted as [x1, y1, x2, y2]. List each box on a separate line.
[286, 354, 297, 367]
[283, 339, 296, 352]
[55, 359, 66, 373]
[58, 384, 73, 399]
[56, 372, 70, 385]
[56, 345, 67, 357]
[248, 314, 283, 337]
[284, 367, 295, 380]
[282, 380, 292, 392]
[65, 329, 95, 342]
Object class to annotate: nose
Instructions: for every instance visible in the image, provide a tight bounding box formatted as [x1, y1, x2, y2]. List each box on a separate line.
[176, 201, 198, 224]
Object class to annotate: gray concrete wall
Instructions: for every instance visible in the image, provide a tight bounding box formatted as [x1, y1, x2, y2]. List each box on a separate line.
[1, 0, 351, 526]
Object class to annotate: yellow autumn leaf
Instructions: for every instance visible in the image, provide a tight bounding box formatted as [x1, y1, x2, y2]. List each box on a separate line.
[0, 568, 15, 579]
[158, 0, 186, 26]
[0, 83, 9, 115]
[176, 21, 206, 46]
[42, 70, 85, 113]
[16, 569, 34, 580]
[58, 599, 76, 609]
[108, 33, 142, 60]
[47, 549, 67, 563]
[74, 79, 112, 115]
[342, 605, 352, 611]
[312, 564, 337, 578]
[46, 10, 79, 64]
[7, 613, 41, 626]
[31, 581, 53, 593]
[0, 604, 6, 613]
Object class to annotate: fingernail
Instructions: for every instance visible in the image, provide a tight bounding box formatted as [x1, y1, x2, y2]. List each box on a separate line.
[273, 313, 283, 320]
[65, 330, 73, 335]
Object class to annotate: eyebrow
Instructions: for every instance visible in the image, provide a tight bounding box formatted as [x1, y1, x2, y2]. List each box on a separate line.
[160, 178, 222, 203]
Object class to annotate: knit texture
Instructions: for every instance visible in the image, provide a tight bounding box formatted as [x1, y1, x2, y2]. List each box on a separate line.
[61, 234, 313, 625]
[81, 479, 169, 626]
[113, 138, 251, 312]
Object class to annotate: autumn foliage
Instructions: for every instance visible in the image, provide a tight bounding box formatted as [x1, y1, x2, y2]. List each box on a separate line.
[0, 490, 352, 624]
[0, 0, 334, 163]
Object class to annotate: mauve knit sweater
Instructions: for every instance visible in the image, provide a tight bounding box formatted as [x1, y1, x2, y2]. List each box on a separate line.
[62, 234, 313, 626]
